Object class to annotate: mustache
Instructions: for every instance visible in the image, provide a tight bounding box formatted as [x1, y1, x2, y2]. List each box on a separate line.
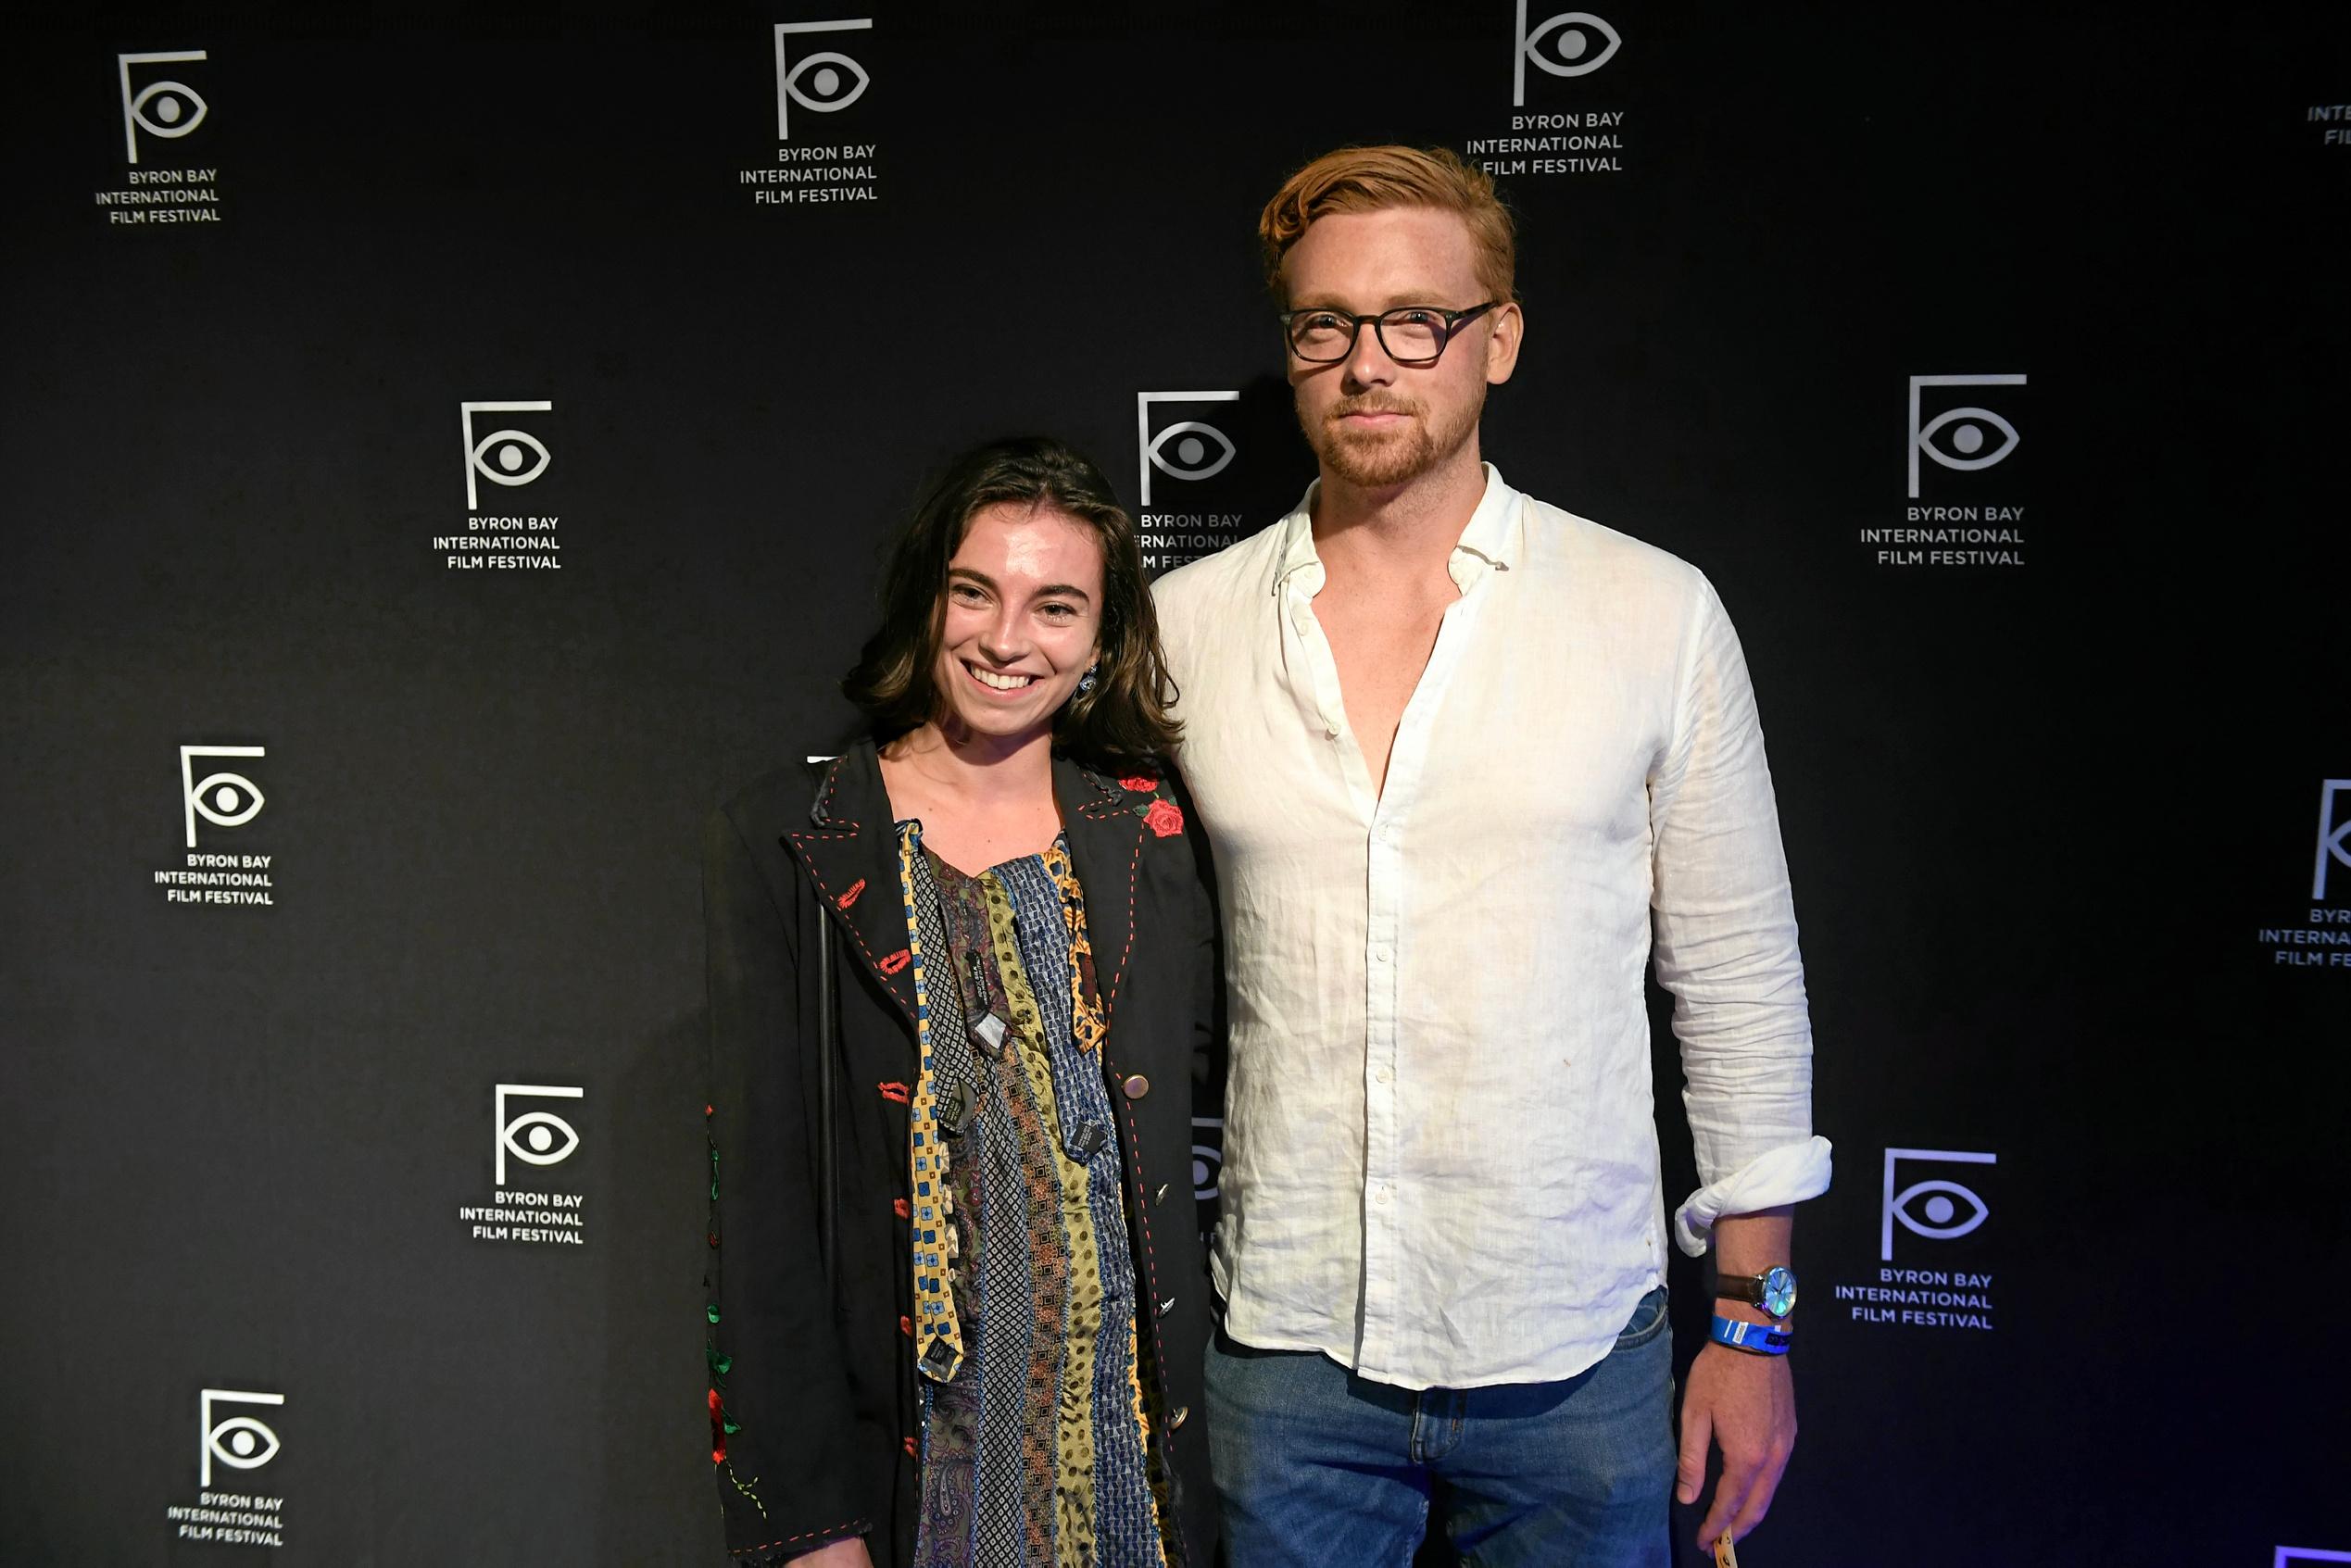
[1326, 395, 1422, 423]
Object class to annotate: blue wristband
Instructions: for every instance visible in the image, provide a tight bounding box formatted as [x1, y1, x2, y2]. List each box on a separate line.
[1710, 1314, 1793, 1356]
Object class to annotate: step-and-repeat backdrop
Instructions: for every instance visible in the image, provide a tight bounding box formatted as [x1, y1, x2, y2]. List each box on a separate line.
[4, 5, 2346, 1564]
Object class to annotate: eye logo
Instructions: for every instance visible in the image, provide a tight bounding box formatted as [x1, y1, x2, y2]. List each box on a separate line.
[1880, 1147, 1994, 1261]
[774, 19, 873, 140]
[2314, 780, 2351, 901]
[1137, 391, 1239, 508]
[1514, 4, 1620, 104]
[496, 1083, 583, 1185]
[1907, 373, 2026, 498]
[119, 51, 208, 165]
[180, 744, 265, 849]
[1190, 1114, 1224, 1201]
[199, 1388, 283, 1486]
[459, 400, 553, 509]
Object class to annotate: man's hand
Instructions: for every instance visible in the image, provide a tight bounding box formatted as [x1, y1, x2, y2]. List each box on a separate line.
[789, 1537, 874, 1567]
[1675, 1338, 1796, 1550]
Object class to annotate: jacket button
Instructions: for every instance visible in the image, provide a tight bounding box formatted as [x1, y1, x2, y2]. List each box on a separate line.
[1121, 1074, 1150, 1100]
[1169, 1405, 1190, 1430]
[1158, 1297, 1176, 1318]
[1154, 1183, 1169, 1204]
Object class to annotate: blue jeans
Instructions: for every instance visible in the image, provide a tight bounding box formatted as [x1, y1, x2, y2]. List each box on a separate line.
[1203, 1288, 1674, 1568]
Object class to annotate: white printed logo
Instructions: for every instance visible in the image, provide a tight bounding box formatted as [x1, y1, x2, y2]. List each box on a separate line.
[180, 745, 265, 849]
[119, 51, 207, 164]
[1907, 374, 2025, 498]
[2314, 780, 2351, 901]
[1880, 1147, 1993, 1261]
[1514, 5, 1620, 104]
[199, 1389, 282, 1486]
[1137, 392, 1238, 508]
[1190, 1115, 1224, 1201]
[460, 401, 553, 508]
[496, 1084, 582, 1185]
[775, 19, 872, 140]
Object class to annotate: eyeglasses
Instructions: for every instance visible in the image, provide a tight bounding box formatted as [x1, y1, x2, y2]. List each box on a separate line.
[1278, 301, 1502, 366]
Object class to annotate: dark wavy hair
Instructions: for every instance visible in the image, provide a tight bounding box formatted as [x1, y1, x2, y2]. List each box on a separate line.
[843, 436, 1181, 772]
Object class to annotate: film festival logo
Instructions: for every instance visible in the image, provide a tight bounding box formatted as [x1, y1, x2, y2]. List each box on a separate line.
[1192, 1115, 1225, 1251]
[2312, 780, 2350, 902]
[97, 51, 221, 225]
[458, 1084, 587, 1247]
[1905, 374, 2023, 500]
[440, 401, 562, 571]
[1191, 1115, 1224, 1202]
[1136, 391, 1242, 572]
[776, 19, 870, 137]
[1858, 374, 2029, 569]
[1828, 1147, 1997, 1332]
[162, 1388, 285, 1549]
[2257, 779, 2351, 970]
[1513, 5, 1621, 102]
[157, 744, 275, 909]
[1462, 6, 1624, 180]
[739, 18, 877, 206]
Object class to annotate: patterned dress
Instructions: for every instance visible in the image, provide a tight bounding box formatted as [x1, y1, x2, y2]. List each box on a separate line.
[901, 828, 1176, 1568]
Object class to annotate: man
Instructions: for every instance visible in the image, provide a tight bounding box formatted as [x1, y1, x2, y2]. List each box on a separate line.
[1152, 145, 1831, 1566]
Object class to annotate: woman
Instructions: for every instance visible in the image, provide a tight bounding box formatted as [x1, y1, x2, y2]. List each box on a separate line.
[702, 436, 1218, 1567]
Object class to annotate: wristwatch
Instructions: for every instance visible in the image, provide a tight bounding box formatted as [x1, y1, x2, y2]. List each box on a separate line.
[1716, 1264, 1798, 1320]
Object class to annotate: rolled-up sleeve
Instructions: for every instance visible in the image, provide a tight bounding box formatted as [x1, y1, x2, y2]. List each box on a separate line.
[1648, 575, 1832, 1254]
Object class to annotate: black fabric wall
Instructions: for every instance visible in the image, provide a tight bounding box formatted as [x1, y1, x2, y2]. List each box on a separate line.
[4, 5, 2347, 1564]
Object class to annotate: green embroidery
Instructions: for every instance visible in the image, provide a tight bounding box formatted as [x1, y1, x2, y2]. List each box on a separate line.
[724, 1463, 767, 1518]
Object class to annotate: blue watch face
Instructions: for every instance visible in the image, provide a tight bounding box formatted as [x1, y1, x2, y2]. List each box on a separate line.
[1761, 1265, 1798, 1318]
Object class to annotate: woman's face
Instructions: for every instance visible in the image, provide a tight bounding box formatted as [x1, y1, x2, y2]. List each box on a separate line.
[931, 501, 1104, 746]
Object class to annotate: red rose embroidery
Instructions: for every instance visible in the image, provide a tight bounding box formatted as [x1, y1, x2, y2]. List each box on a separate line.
[1142, 799, 1184, 838]
[1118, 775, 1160, 793]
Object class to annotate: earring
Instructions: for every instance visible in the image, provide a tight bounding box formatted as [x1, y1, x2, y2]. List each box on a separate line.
[1075, 663, 1100, 696]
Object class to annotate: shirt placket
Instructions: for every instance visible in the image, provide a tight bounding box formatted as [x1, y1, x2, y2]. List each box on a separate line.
[1295, 551, 1497, 1378]
[1280, 570, 1376, 818]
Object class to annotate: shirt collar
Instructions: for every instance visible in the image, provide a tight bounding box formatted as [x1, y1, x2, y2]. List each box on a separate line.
[1273, 463, 1523, 597]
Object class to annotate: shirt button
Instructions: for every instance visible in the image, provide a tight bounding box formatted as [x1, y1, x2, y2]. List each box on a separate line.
[1375, 1187, 1391, 1206]
[1373, 948, 1391, 965]
[1122, 1074, 1150, 1100]
[1375, 1066, 1392, 1085]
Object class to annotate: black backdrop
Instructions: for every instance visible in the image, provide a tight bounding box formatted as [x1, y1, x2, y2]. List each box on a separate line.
[5, 4, 2348, 1564]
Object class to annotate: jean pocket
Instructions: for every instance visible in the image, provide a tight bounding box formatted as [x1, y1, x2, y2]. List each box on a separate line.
[1613, 1286, 1669, 1348]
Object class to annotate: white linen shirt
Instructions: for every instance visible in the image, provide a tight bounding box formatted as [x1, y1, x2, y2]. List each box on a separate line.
[1153, 466, 1831, 1390]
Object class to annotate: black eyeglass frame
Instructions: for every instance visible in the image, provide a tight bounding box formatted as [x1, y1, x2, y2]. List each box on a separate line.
[1277, 300, 1504, 366]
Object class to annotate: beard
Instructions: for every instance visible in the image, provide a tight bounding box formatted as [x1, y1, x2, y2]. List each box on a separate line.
[1305, 382, 1487, 489]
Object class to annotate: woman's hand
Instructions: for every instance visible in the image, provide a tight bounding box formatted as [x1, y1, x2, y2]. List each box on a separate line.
[789, 1537, 874, 1567]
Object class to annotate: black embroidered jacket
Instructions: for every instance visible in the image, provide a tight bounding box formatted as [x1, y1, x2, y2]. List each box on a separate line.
[701, 742, 1220, 1566]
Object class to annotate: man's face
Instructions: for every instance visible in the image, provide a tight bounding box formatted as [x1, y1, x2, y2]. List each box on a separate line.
[932, 501, 1104, 746]
[1281, 207, 1521, 491]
